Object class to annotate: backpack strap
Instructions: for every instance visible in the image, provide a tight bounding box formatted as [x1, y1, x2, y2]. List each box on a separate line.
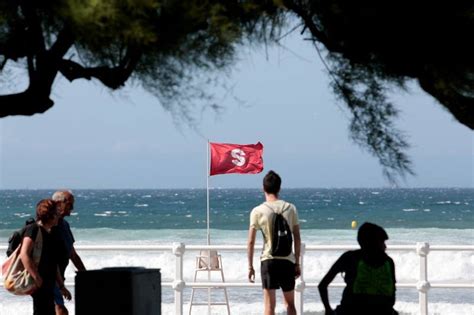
[32, 224, 43, 265]
[263, 202, 288, 214]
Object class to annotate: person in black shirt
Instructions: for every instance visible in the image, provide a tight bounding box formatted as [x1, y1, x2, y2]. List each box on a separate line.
[52, 190, 86, 315]
[20, 199, 71, 315]
[318, 222, 398, 315]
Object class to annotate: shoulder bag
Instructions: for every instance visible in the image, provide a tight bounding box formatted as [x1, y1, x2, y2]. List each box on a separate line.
[2, 224, 43, 295]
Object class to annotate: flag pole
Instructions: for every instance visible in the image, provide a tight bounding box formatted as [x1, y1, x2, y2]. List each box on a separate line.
[207, 140, 210, 245]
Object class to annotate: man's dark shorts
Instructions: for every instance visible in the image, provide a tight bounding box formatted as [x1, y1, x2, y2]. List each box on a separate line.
[260, 259, 295, 292]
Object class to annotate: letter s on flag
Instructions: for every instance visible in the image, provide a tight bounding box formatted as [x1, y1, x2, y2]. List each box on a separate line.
[210, 142, 264, 176]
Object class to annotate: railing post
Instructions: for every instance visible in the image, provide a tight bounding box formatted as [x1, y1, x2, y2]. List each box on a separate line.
[295, 242, 306, 315]
[416, 242, 430, 315]
[173, 242, 186, 315]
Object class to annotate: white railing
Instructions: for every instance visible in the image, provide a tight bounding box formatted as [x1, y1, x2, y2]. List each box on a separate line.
[1, 242, 473, 315]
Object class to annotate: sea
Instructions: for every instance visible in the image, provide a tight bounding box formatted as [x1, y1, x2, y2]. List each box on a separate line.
[0, 188, 473, 315]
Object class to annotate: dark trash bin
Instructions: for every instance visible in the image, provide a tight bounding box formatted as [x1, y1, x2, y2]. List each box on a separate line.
[75, 267, 161, 315]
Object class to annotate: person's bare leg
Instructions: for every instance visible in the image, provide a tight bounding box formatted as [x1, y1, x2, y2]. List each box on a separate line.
[55, 304, 68, 315]
[282, 290, 296, 315]
[263, 289, 276, 315]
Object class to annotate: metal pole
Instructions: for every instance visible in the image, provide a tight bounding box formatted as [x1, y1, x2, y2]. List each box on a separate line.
[207, 140, 210, 246]
[207, 141, 212, 314]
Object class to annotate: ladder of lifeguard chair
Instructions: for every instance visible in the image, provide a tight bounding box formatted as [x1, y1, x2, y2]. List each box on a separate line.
[189, 251, 230, 315]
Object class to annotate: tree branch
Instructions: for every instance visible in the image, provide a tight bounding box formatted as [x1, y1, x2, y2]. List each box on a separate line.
[418, 75, 474, 130]
[58, 60, 125, 89]
[20, 0, 46, 54]
[59, 49, 141, 89]
[283, 0, 339, 52]
[0, 41, 29, 61]
[0, 23, 75, 117]
[0, 89, 54, 117]
[49, 28, 75, 60]
[0, 57, 7, 70]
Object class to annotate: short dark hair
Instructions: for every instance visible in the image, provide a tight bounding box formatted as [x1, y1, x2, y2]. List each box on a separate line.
[263, 170, 281, 195]
[36, 199, 57, 223]
[357, 222, 388, 249]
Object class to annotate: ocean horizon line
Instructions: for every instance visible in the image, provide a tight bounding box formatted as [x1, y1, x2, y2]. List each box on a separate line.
[0, 186, 473, 190]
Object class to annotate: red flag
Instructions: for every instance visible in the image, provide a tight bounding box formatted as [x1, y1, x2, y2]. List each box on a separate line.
[210, 142, 264, 176]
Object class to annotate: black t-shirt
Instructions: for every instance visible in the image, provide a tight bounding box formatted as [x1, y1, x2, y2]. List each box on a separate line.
[52, 220, 75, 277]
[24, 223, 59, 290]
[333, 249, 396, 314]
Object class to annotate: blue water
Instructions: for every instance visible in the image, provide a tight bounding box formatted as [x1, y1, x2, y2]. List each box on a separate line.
[0, 188, 472, 232]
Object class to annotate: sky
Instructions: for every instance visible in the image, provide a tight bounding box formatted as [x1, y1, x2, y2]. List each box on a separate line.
[0, 33, 472, 189]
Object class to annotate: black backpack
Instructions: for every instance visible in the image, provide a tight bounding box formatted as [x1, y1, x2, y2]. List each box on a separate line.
[266, 204, 293, 257]
[6, 218, 35, 257]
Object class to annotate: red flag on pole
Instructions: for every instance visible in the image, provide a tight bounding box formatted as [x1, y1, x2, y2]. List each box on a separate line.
[210, 142, 264, 176]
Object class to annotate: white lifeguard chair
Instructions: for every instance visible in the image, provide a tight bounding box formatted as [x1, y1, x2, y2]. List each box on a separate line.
[189, 250, 230, 314]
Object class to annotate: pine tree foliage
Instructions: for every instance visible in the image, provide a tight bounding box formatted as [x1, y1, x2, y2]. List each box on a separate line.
[283, 0, 473, 181]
